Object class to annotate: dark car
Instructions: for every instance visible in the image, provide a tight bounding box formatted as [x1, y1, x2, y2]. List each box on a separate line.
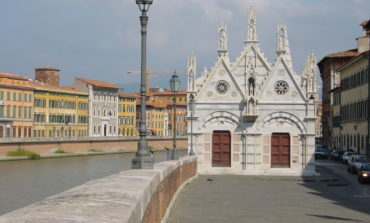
[315, 148, 329, 159]
[358, 164, 370, 183]
[330, 150, 344, 161]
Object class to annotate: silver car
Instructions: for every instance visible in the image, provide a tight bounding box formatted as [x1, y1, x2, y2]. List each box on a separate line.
[342, 151, 355, 164]
[347, 155, 369, 173]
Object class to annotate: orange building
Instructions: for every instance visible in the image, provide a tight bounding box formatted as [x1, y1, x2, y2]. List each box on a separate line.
[0, 73, 34, 138]
[151, 89, 187, 136]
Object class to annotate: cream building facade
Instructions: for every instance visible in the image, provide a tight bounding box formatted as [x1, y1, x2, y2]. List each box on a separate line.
[74, 78, 120, 137]
[187, 8, 317, 176]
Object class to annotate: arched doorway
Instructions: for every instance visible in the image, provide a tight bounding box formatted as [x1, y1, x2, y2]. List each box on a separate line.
[212, 131, 231, 167]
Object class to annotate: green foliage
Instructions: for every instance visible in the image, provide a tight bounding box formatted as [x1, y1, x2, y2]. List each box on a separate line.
[54, 149, 66, 154]
[7, 149, 40, 160]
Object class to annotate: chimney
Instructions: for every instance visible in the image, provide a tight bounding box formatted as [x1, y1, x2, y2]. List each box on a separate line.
[357, 19, 370, 53]
[35, 66, 60, 86]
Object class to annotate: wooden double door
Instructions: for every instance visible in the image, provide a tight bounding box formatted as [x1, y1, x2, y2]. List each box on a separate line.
[271, 133, 290, 168]
[212, 131, 231, 167]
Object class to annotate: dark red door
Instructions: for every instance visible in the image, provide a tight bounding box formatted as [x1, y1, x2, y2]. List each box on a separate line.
[212, 131, 231, 167]
[271, 133, 290, 168]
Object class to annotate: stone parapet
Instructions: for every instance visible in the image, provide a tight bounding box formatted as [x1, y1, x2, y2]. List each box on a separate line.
[0, 136, 187, 144]
[0, 156, 197, 223]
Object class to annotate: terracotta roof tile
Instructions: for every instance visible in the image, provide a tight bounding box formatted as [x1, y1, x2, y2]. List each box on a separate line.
[0, 73, 28, 80]
[324, 49, 359, 58]
[151, 89, 187, 96]
[118, 92, 137, 98]
[76, 78, 121, 89]
[31, 82, 87, 95]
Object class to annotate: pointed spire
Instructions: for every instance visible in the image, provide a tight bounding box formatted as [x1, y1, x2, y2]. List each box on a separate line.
[276, 24, 293, 70]
[247, 7, 258, 42]
[187, 53, 196, 92]
[302, 52, 317, 95]
[218, 21, 228, 57]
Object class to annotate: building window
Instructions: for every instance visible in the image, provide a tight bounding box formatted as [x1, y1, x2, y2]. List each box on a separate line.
[12, 105, 16, 118]
[13, 92, 16, 101]
[18, 106, 22, 118]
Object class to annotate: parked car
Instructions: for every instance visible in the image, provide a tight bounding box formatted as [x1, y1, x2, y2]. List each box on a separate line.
[358, 164, 370, 183]
[342, 151, 355, 164]
[315, 148, 329, 159]
[347, 155, 369, 173]
[330, 150, 344, 161]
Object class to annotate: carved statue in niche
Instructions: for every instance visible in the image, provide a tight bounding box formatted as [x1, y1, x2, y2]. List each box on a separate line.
[278, 26, 286, 51]
[187, 54, 196, 92]
[248, 7, 257, 41]
[219, 26, 226, 50]
[248, 75, 256, 96]
[247, 98, 256, 114]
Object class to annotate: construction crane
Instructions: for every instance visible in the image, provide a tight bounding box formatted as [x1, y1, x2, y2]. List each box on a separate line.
[127, 70, 188, 95]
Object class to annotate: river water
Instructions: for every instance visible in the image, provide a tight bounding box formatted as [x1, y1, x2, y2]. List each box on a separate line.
[0, 150, 187, 215]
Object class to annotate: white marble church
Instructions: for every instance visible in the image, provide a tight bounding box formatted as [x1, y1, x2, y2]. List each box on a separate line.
[187, 8, 317, 176]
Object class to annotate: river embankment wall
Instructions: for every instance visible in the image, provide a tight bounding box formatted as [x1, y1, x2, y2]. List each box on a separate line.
[0, 156, 197, 223]
[0, 136, 187, 156]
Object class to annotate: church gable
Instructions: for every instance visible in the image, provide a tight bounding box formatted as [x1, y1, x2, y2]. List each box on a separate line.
[232, 45, 271, 80]
[258, 56, 306, 103]
[197, 58, 245, 103]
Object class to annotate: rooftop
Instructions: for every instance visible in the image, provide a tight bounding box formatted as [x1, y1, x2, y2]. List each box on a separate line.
[0, 73, 28, 81]
[76, 78, 121, 89]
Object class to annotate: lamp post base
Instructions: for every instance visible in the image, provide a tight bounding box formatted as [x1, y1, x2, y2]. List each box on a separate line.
[132, 155, 154, 169]
[170, 149, 178, 160]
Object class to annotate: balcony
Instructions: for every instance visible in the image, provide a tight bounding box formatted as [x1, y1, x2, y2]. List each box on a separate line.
[243, 113, 258, 122]
[0, 117, 15, 122]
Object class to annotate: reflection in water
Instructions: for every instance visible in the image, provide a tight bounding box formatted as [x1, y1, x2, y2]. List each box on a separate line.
[0, 150, 187, 215]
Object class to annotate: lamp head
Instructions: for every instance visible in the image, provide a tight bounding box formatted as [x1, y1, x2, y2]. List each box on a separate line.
[170, 74, 180, 92]
[136, 0, 153, 4]
[136, 0, 153, 12]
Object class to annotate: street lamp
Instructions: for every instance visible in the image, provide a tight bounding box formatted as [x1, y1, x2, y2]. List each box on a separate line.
[188, 95, 195, 156]
[132, 0, 154, 169]
[170, 73, 180, 160]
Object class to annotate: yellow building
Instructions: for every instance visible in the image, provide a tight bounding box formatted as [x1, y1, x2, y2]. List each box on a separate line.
[135, 95, 167, 137]
[151, 89, 188, 136]
[0, 73, 34, 138]
[32, 83, 89, 138]
[118, 92, 137, 136]
[336, 20, 369, 156]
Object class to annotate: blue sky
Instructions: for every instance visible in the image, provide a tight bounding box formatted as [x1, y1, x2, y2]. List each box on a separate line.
[0, 0, 369, 92]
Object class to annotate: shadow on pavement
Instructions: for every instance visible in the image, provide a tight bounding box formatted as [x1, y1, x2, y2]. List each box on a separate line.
[300, 160, 370, 217]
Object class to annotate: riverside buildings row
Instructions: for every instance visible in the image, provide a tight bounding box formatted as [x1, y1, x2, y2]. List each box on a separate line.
[0, 67, 187, 139]
[319, 19, 370, 158]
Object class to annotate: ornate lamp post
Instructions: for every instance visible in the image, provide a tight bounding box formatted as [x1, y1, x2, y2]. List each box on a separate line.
[132, 0, 154, 169]
[170, 73, 180, 160]
[188, 96, 195, 156]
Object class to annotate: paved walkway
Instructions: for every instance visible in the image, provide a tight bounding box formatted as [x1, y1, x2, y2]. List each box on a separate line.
[168, 174, 370, 223]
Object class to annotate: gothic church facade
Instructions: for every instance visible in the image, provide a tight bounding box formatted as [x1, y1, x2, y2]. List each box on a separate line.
[187, 8, 317, 176]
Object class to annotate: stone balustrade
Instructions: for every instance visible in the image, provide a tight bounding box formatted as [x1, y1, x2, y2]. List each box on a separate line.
[0, 156, 197, 223]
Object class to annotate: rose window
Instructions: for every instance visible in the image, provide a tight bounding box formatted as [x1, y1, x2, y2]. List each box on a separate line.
[215, 80, 229, 95]
[274, 80, 289, 95]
